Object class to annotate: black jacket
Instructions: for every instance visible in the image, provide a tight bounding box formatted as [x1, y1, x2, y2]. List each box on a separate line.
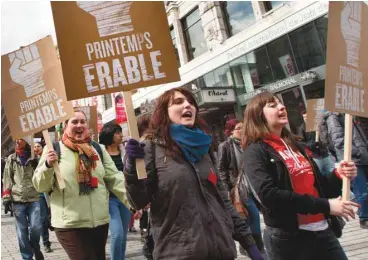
[217, 137, 240, 192]
[124, 139, 255, 260]
[319, 113, 368, 165]
[243, 141, 342, 232]
[295, 122, 329, 158]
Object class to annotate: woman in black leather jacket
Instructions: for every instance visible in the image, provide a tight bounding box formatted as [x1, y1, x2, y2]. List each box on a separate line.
[242, 91, 359, 260]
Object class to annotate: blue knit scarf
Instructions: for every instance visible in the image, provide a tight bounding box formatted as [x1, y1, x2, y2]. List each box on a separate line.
[170, 124, 212, 163]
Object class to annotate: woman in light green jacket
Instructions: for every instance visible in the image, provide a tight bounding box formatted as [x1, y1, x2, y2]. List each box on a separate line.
[32, 109, 131, 260]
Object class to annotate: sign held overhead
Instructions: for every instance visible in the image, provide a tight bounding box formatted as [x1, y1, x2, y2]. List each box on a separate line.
[1, 36, 74, 140]
[51, 1, 181, 101]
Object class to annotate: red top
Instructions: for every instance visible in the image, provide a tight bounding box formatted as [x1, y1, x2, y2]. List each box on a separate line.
[264, 134, 325, 225]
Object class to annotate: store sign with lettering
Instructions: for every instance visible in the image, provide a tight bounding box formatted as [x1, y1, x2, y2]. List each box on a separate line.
[51, 1, 180, 101]
[325, 2, 367, 117]
[202, 89, 236, 103]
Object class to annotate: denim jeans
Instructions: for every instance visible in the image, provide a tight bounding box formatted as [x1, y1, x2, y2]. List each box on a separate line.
[313, 155, 335, 177]
[39, 195, 50, 247]
[263, 226, 347, 260]
[245, 197, 262, 235]
[109, 197, 131, 260]
[13, 201, 42, 260]
[352, 166, 368, 220]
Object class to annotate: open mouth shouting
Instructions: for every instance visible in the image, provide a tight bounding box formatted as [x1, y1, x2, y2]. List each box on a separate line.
[182, 111, 193, 120]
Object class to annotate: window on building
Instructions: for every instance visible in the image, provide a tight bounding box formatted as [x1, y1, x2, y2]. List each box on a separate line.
[265, 1, 285, 12]
[221, 1, 256, 36]
[201, 71, 217, 87]
[303, 80, 325, 100]
[266, 35, 297, 80]
[229, 55, 254, 95]
[182, 8, 207, 60]
[170, 26, 180, 67]
[289, 22, 325, 72]
[246, 46, 274, 86]
[213, 64, 234, 87]
[315, 15, 328, 56]
[104, 94, 112, 110]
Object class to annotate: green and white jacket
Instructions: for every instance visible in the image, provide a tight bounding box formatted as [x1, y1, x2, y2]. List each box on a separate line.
[32, 142, 131, 229]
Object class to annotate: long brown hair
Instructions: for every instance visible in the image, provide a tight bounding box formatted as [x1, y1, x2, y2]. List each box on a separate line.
[241, 91, 296, 149]
[146, 87, 208, 157]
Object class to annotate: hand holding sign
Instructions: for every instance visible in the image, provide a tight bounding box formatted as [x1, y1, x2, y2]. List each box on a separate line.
[341, 2, 362, 67]
[8, 44, 45, 97]
[77, 1, 133, 37]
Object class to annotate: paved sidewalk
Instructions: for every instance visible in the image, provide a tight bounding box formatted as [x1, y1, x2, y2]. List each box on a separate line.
[1, 210, 367, 259]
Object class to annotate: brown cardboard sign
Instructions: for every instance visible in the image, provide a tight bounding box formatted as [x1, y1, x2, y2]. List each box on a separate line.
[325, 2, 368, 117]
[1, 36, 74, 140]
[76, 106, 98, 142]
[306, 99, 325, 132]
[51, 1, 180, 101]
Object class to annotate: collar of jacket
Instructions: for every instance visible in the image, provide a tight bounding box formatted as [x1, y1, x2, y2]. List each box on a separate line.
[10, 153, 35, 166]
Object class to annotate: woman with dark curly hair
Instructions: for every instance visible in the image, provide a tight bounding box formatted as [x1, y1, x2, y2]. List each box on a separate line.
[124, 87, 264, 260]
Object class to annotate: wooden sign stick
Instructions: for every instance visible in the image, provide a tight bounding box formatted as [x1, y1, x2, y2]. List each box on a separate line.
[342, 114, 353, 201]
[315, 130, 320, 142]
[30, 136, 35, 158]
[42, 129, 65, 189]
[122, 91, 147, 179]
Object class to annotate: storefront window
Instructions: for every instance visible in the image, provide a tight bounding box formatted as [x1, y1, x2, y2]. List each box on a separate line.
[289, 22, 325, 72]
[303, 80, 325, 100]
[266, 35, 297, 80]
[104, 94, 112, 110]
[229, 55, 254, 95]
[315, 15, 328, 56]
[221, 1, 256, 36]
[200, 71, 217, 88]
[246, 46, 274, 86]
[182, 8, 207, 60]
[213, 64, 234, 87]
[170, 26, 180, 67]
[278, 87, 305, 134]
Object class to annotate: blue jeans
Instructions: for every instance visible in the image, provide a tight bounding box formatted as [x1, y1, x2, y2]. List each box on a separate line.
[13, 201, 42, 260]
[245, 197, 262, 235]
[109, 197, 131, 260]
[39, 195, 50, 247]
[313, 155, 335, 176]
[352, 166, 368, 220]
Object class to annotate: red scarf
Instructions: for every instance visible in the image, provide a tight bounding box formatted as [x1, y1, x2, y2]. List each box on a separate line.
[62, 132, 99, 195]
[263, 134, 325, 225]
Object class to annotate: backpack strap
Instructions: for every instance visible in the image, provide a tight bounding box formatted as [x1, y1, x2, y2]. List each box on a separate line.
[53, 141, 103, 162]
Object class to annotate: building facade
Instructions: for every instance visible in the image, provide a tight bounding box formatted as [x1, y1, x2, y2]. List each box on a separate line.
[0, 1, 332, 154]
[101, 1, 330, 145]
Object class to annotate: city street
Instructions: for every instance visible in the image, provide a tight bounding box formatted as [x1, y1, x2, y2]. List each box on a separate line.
[1, 209, 367, 260]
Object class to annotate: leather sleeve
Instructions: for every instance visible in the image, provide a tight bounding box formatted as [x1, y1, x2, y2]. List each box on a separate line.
[217, 141, 232, 192]
[124, 140, 157, 210]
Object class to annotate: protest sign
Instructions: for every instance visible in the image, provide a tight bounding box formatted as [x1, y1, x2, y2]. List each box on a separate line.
[325, 2, 367, 117]
[1, 36, 74, 140]
[306, 99, 325, 132]
[51, 1, 180, 100]
[325, 2, 368, 200]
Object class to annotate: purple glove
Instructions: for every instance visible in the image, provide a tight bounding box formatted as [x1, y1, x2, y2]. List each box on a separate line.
[125, 139, 145, 160]
[246, 245, 265, 260]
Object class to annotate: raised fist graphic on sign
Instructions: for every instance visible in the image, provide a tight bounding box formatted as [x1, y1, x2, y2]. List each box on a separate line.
[77, 1, 133, 37]
[341, 1, 362, 67]
[8, 44, 45, 98]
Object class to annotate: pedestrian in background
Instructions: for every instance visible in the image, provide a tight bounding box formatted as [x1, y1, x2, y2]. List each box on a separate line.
[32, 109, 131, 260]
[296, 112, 335, 176]
[242, 91, 359, 260]
[34, 142, 53, 253]
[3, 138, 44, 260]
[124, 87, 264, 260]
[319, 112, 368, 229]
[99, 122, 131, 260]
[218, 119, 265, 253]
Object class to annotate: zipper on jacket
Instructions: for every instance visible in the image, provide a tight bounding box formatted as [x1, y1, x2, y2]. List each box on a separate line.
[89, 193, 95, 227]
